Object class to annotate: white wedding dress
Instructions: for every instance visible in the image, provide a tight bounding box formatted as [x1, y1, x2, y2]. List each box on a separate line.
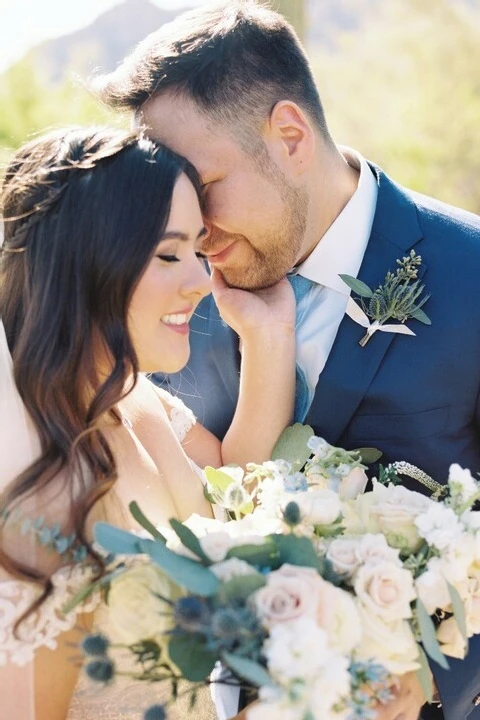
[0, 319, 233, 719]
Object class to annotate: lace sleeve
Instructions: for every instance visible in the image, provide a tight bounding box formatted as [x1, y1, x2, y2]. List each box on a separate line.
[0, 565, 100, 667]
[152, 387, 197, 443]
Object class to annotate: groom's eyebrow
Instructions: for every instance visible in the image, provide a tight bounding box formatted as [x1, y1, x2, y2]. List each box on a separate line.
[159, 228, 207, 242]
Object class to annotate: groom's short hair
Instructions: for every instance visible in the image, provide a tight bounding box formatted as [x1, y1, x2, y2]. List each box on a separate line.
[94, 0, 329, 144]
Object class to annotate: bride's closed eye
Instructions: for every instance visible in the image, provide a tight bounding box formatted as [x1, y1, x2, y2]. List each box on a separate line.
[156, 251, 207, 263]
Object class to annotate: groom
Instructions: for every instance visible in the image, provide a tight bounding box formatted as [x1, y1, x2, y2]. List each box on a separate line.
[95, 2, 480, 718]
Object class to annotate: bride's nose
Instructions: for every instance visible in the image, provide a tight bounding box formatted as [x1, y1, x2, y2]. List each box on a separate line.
[182, 255, 212, 300]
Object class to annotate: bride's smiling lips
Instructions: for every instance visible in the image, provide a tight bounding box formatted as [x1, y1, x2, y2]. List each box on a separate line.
[160, 307, 194, 335]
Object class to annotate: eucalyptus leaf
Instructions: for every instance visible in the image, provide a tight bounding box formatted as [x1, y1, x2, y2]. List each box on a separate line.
[138, 539, 220, 597]
[226, 539, 279, 568]
[217, 573, 266, 603]
[339, 274, 373, 298]
[128, 502, 166, 542]
[415, 644, 434, 703]
[271, 423, 314, 472]
[355, 447, 383, 464]
[94, 522, 143, 556]
[272, 534, 321, 570]
[416, 599, 450, 670]
[169, 633, 217, 681]
[447, 581, 468, 641]
[411, 308, 432, 325]
[62, 564, 128, 614]
[169, 518, 211, 564]
[222, 652, 274, 688]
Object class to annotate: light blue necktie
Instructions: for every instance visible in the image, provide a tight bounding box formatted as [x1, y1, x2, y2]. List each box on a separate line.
[288, 273, 315, 423]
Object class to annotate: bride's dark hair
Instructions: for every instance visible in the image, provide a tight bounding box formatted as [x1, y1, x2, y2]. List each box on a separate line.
[0, 126, 202, 615]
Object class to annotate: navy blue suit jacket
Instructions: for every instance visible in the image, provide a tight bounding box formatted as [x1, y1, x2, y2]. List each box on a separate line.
[153, 164, 480, 718]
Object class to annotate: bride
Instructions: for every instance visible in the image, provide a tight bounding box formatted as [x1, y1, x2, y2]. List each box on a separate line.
[0, 126, 296, 719]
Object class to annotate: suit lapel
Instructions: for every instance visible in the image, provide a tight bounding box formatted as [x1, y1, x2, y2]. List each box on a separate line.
[306, 166, 426, 443]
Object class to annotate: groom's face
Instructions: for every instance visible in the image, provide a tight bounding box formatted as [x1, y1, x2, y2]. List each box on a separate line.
[140, 93, 308, 290]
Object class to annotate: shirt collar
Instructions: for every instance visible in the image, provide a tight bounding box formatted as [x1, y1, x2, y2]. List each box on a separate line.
[294, 147, 378, 295]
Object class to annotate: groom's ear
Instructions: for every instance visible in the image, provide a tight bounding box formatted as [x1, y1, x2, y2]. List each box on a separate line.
[264, 101, 315, 176]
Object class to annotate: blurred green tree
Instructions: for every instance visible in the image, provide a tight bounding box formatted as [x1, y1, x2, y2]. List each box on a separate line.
[311, 0, 480, 213]
[0, 59, 125, 169]
[271, 0, 306, 41]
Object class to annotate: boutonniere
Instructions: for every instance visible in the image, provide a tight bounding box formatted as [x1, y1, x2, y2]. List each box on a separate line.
[340, 250, 431, 347]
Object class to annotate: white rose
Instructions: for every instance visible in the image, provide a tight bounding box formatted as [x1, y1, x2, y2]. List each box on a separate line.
[254, 564, 361, 653]
[199, 531, 234, 562]
[436, 616, 467, 659]
[356, 603, 420, 675]
[415, 558, 452, 615]
[210, 558, 261, 582]
[164, 514, 227, 558]
[354, 561, 416, 622]
[107, 563, 180, 645]
[369, 482, 433, 552]
[339, 466, 369, 500]
[327, 537, 363, 577]
[357, 533, 402, 567]
[291, 489, 341, 526]
[415, 504, 464, 552]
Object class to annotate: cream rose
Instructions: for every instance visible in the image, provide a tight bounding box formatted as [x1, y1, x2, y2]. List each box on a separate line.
[369, 482, 433, 552]
[289, 489, 341, 526]
[415, 558, 451, 615]
[354, 561, 416, 622]
[107, 563, 181, 645]
[254, 564, 361, 653]
[356, 603, 420, 675]
[326, 537, 363, 578]
[437, 616, 467, 659]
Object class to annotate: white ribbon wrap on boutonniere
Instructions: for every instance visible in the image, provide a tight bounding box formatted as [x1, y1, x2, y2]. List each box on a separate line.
[346, 297, 416, 347]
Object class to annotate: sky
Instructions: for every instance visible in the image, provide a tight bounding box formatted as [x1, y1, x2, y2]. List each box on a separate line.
[0, 0, 209, 73]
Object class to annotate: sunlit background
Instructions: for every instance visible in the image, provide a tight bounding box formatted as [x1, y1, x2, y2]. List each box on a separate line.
[0, 0, 479, 212]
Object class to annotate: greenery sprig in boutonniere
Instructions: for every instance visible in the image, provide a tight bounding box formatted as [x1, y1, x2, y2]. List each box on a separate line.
[340, 250, 431, 347]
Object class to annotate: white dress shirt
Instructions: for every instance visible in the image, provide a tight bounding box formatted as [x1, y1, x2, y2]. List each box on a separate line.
[292, 148, 378, 405]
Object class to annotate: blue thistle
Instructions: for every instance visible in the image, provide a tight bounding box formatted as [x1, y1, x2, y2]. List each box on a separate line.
[85, 658, 115, 683]
[81, 634, 110, 656]
[144, 705, 167, 720]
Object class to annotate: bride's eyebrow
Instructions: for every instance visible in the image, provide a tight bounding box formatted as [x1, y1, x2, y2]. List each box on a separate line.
[159, 228, 207, 242]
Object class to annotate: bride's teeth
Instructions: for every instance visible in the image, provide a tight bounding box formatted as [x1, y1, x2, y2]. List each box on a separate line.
[162, 314, 188, 325]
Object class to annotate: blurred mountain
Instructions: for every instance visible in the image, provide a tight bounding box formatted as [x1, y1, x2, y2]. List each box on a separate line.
[6, 0, 480, 86]
[20, 0, 185, 86]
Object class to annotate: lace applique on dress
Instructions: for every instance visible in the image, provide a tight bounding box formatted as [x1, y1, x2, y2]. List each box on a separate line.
[0, 564, 100, 667]
[154, 387, 196, 442]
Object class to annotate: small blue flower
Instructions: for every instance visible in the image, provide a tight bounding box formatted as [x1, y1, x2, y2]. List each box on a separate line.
[81, 634, 110, 656]
[174, 597, 210, 630]
[85, 658, 115, 683]
[283, 473, 308, 493]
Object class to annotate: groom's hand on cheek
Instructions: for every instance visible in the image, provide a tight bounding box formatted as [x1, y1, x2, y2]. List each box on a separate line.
[374, 671, 426, 720]
[210, 267, 295, 338]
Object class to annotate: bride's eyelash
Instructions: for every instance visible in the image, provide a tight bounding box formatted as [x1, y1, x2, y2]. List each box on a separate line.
[156, 253, 206, 263]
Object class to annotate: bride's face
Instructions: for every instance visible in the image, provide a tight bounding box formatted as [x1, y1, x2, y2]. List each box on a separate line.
[128, 173, 211, 373]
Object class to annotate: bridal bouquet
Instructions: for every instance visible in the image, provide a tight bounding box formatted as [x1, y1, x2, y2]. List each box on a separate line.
[71, 426, 480, 720]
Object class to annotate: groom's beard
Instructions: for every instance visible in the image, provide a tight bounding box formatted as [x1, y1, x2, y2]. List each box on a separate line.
[203, 186, 308, 290]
